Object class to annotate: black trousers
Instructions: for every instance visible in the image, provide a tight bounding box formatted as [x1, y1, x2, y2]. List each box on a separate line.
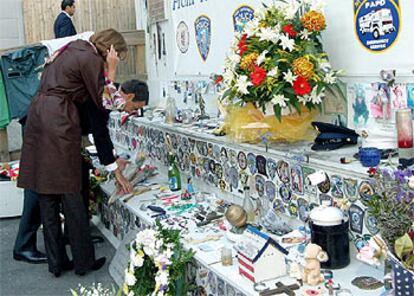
[13, 189, 41, 253]
[38, 193, 95, 273]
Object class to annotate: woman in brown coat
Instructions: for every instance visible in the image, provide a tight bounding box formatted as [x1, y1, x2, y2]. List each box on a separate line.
[17, 29, 132, 277]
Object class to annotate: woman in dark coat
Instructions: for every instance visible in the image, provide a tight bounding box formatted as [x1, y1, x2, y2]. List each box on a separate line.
[17, 29, 132, 276]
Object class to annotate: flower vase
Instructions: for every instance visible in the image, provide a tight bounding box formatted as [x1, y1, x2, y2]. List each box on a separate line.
[388, 252, 414, 295]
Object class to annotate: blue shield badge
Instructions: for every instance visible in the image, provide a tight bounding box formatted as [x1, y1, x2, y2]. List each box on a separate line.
[233, 5, 255, 33]
[194, 15, 211, 61]
[354, 0, 401, 52]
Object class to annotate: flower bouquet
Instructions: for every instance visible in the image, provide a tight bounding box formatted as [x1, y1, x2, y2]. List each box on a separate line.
[123, 221, 195, 296]
[365, 166, 414, 292]
[219, 0, 344, 142]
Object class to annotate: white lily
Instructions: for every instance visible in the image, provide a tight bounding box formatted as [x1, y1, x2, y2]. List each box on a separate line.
[125, 269, 137, 286]
[311, 0, 326, 12]
[298, 95, 309, 105]
[235, 75, 253, 95]
[223, 69, 235, 84]
[283, 0, 300, 19]
[323, 72, 336, 84]
[279, 34, 295, 52]
[309, 87, 324, 104]
[299, 29, 310, 41]
[244, 19, 259, 37]
[256, 50, 268, 66]
[267, 67, 279, 78]
[408, 176, 414, 189]
[271, 94, 289, 108]
[283, 70, 297, 85]
[258, 27, 280, 44]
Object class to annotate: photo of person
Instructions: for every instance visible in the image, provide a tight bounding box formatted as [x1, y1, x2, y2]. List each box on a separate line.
[370, 83, 391, 120]
[391, 84, 407, 109]
[349, 83, 369, 128]
[407, 84, 414, 120]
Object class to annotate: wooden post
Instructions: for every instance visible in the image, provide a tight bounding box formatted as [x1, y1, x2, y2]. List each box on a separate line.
[0, 128, 10, 162]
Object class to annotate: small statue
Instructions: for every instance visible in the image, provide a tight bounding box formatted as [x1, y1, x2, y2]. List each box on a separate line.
[187, 177, 195, 194]
[303, 243, 329, 286]
[181, 189, 191, 201]
[198, 94, 210, 120]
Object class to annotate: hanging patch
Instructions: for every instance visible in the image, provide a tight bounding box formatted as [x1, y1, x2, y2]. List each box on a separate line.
[208, 159, 216, 173]
[197, 141, 208, 156]
[344, 178, 359, 202]
[349, 204, 365, 234]
[359, 181, 375, 206]
[213, 145, 221, 160]
[288, 202, 298, 217]
[317, 173, 331, 193]
[302, 166, 317, 197]
[220, 147, 228, 163]
[189, 138, 196, 151]
[214, 163, 223, 179]
[354, 0, 401, 53]
[229, 149, 238, 167]
[265, 181, 276, 202]
[273, 199, 285, 214]
[131, 137, 137, 150]
[207, 143, 214, 158]
[190, 153, 197, 165]
[194, 15, 211, 61]
[233, 5, 255, 33]
[266, 158, 278, 180]
[247, 153, 257, 175]
[237, 151, 247, 170]
[256, 155, 267, 176]
[176, 21, 190, 54]
[255, 174, 266, 197]
[279, 184, 292, 202]
[330, 175, 344, 198]
[297, 197, 309, 222]
[365, 213, 380, 235]
[291, 165, 304, 195]
[229, 167, 239, 190]
[277, 160, 290, 183]
[219, 179, 227, 191]
[239, 170, 249, 188]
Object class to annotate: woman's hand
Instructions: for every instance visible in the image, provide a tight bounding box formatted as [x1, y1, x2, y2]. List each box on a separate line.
[116, 158, 130, 172]
[114, 168, 133, 194]
[106, 45, 119, 81]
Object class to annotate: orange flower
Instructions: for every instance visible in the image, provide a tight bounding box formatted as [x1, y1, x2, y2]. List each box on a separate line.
[240, 52, 259, 71]
[292, 57, 314, 79]
[300, 11, 326, 32]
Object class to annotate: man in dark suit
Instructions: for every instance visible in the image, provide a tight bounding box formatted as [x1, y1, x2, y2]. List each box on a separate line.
[54, 0, 77, 39]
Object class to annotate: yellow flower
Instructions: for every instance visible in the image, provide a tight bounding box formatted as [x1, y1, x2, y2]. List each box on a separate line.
[138, 250, 144, 257]
[240, 52, 259, 71]
[292, 56, 315, 79]
[300, 10, 326, 32]
[123, 283, 129, 295]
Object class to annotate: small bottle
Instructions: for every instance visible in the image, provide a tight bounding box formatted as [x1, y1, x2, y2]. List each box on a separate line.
[168, 153, 181, 191]
[242, 186, 256, 224]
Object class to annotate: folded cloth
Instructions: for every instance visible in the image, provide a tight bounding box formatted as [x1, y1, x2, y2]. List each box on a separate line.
[311, 122, 359, 151]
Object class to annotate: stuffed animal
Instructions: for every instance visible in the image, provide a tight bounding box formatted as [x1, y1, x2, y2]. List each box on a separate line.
[303, 243, 329, 286]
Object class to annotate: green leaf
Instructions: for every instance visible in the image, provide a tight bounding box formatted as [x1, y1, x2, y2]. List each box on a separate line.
[273, 104, 282, 122]
[69, 289, 78, 296]
[395, 233, 414, 259]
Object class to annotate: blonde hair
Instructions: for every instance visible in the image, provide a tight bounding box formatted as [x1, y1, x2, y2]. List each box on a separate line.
[90, 28, 128, 60]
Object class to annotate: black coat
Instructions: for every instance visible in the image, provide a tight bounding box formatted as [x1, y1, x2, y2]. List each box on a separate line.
[53, 12, 77, 38]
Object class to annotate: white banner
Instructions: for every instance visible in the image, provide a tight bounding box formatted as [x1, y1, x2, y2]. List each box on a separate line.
[171, 0, 272, 76]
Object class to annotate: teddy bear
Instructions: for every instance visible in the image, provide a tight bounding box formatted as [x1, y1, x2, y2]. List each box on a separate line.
[303, 243, 329, 286]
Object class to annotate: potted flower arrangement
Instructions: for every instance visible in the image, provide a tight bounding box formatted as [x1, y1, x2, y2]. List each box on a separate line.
[123, 221, 195, 296]
[220, 0, 344, 122]
[365, 166, 414, 293]
[215, 0, 344, 141]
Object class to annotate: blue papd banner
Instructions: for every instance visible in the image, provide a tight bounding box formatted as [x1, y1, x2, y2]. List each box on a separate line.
[354, 0, 401, 52]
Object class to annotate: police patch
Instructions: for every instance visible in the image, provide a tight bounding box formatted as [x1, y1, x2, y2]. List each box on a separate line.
[233, 5, 255, 33]
[354, 0, 401, 52]
[194, 15, 211, 61]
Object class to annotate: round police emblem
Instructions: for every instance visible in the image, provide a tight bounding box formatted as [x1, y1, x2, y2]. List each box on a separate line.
[354, 0, 401, 52]
[176, 21, 190, 54]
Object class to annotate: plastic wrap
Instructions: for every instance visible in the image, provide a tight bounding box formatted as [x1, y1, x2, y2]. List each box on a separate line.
[224, 103, 318, 143]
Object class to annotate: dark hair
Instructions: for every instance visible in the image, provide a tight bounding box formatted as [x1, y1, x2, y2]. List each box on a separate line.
[121, 80, 149, 104]
[89, 28, 128, 60]
[61, 0, 75, 10]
